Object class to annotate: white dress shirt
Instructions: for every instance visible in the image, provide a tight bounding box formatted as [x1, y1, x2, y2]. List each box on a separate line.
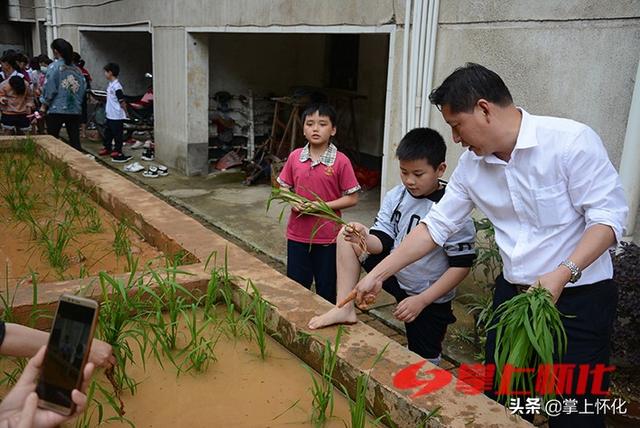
[423, 109, 628, 287]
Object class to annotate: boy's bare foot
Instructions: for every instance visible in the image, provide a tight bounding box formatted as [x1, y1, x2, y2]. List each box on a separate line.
[308, 306, 357, 330]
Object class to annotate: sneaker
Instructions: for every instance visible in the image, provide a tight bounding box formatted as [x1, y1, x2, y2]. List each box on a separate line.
[111, 153, 133, 163]
[143, 139, 153, 148]
[124, 162, 145, 172]
[157, 165, 169, 176]
[98, 148, 110, 156]
[110, 151, 119, 157]
[141, 150, 154, 161]
[130, 140, 145, 150]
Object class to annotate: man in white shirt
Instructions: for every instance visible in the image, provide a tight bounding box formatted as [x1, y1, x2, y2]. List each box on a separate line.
[353, 63, 627, 428]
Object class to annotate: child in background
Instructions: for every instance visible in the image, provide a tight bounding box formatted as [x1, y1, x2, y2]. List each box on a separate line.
[0, 76, 34, 135]
[277, 103, 360, 304]
[98, 62, 131, 163]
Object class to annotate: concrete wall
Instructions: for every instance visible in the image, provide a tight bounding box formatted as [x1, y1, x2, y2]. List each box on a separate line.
[419, 0, 640, 242]
[43, 0, 399, 28]
[78, 31, 152, 94]
[22, 0, 640, 240]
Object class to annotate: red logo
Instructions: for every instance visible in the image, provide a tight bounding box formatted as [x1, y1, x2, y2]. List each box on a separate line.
[392, 361, 615, 398]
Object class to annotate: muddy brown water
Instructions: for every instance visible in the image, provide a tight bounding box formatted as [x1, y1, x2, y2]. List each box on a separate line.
[97, 309, 376, 427]
[0, 153, 164, 284]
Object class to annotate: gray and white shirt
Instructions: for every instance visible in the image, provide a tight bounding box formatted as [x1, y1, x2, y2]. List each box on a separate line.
[369, 183, 476, 302]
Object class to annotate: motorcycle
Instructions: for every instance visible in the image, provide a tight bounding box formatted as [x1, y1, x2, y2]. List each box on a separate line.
[88, 72, 154, 140]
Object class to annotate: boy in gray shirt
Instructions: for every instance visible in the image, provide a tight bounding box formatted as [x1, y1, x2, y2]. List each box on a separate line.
[309, 128, 476, 364]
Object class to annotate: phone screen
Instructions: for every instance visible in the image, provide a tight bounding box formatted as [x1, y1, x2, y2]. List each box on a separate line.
[36, 300, 96, 408]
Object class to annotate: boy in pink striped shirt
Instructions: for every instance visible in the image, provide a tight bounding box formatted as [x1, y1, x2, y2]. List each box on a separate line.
[278, 103, 360, 303]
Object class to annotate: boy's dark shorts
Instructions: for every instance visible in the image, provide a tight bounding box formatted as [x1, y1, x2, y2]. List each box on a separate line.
[361, 250, 456, 360]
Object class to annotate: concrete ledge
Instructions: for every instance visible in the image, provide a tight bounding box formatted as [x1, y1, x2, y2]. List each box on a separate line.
[0, 136, 530, 427]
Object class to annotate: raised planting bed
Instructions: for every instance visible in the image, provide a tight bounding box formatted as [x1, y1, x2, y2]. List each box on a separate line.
[0, 136, 531, 427]
[0, 143, 165, 285]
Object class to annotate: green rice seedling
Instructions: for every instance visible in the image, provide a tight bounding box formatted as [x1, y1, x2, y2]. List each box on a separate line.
[247, 281, 270, 360]
[74, 380, 136, 426]
[340, 343, 389, 428]
[0, 155, 38, 222]
[38, 219, 73, 272]
[0, 357, 28, 387]
[83, 204, 103, 233]
[306, 326, 344, 427]
[97, 271, 147, 401]
[112, 220, 132, 257]
[268, 187, 367, 253]
[1, 264, 19, 323]
[490, 286, 569, 403]
[143, 261, 194, 357]
[202, 267, 221, 320]
[412, 406, 442, 428]
[26, 271, 50, 328]
[179, 303, 219, 374]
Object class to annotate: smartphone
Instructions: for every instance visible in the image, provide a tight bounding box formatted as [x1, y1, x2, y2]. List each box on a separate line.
[36, 294, 99, 415]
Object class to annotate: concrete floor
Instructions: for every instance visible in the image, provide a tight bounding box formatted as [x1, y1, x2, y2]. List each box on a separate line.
[82, 137, 478, 367]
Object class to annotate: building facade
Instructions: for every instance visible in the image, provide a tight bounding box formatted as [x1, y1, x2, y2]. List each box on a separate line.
[4, 0, 640, 241]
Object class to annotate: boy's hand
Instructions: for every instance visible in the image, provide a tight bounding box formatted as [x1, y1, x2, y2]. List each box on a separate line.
[343, 223, 367, 244]
[394, 295, 428, 323]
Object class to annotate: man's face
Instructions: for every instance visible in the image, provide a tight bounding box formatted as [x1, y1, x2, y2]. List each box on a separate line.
[441, 104, 493, 156]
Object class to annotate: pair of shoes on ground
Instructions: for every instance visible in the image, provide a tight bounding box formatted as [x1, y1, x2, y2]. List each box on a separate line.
[123, 162, 168, 178]
[130, 139, 153, 150]
[98, 147, 132, 163]
[142, 165, 168, 178]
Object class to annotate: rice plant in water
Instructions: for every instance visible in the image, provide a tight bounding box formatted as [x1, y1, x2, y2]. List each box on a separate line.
[306, 326, 344, 427]
[142, 259, 194, 363]
[83, 204, 103, 233]
[97, 271, 147, 411]
[340, 343, 389, 428]
[490, 286, 569, 403]
[179, 303, 219, 374]
[37, 218, 73, 273]
[112, 220, 132, 257]
[247, 281, 270, 360]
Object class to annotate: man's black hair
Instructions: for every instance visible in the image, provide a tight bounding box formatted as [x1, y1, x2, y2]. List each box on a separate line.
[103, 62, 120, 77]
[301, 103, 337, 126]
[429, 63, 513, 113]
[396, 128, 446, 168]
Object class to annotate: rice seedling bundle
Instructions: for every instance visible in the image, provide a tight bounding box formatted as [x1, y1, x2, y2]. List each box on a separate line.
[267, 187, 367, 254]
[490, 286, 568, 403]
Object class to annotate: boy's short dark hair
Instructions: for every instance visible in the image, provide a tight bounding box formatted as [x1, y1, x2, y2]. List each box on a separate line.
[103, 62, 120, 77]
[429, 63, 513, 113]
[396, 128, 446, 168]
[301, 103, 337, 126]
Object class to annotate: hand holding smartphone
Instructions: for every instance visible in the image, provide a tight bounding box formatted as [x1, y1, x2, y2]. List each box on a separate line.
[36, 294, 99, 416]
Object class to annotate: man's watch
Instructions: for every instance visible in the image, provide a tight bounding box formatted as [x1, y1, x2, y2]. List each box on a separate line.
[559, 260, 582, 283]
